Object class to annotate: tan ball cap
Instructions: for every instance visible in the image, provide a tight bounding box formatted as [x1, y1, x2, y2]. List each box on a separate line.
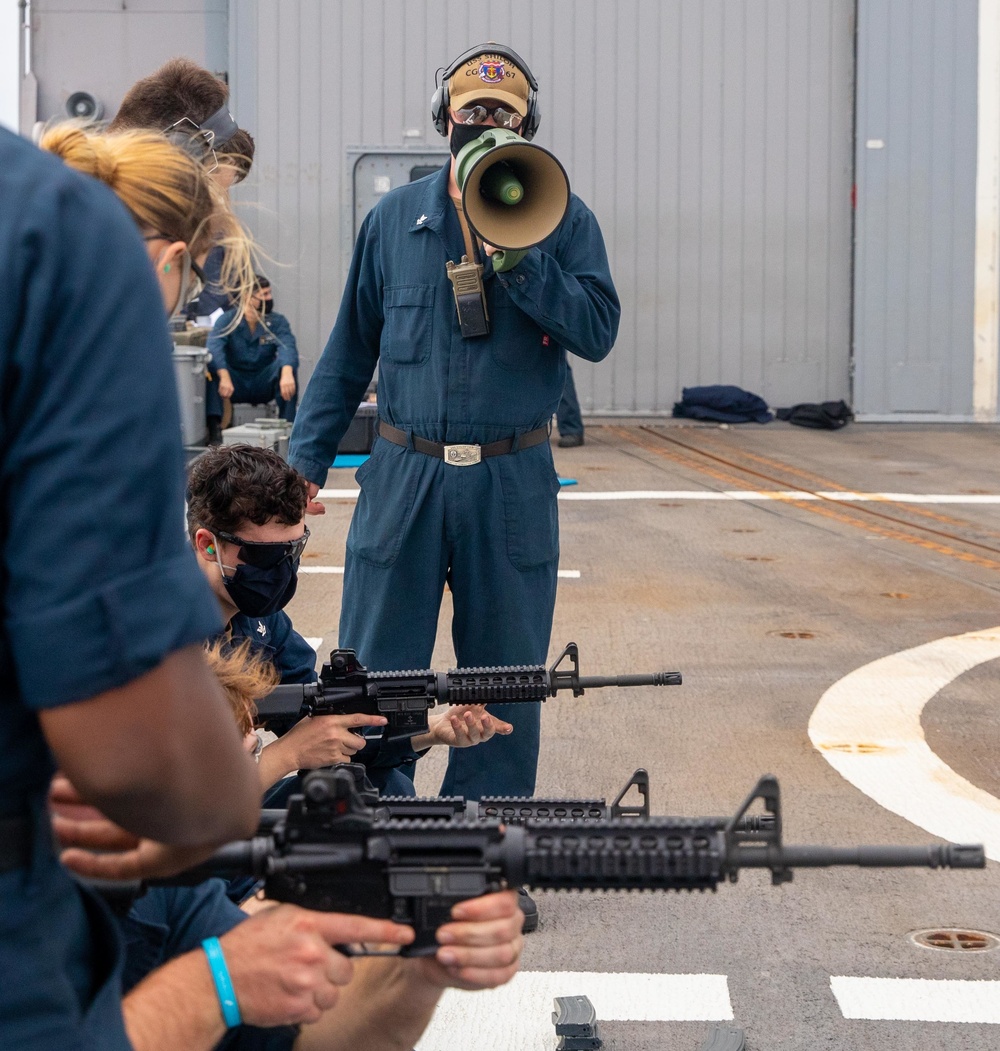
[448, 51, 530, 117]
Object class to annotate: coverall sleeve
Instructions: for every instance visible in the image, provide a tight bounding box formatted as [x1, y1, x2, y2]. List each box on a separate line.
[4, 168, 222, 711]
[206, 310, 236, 372]
[288, 214, 384, 486]
[269, 614, 319, 685]
[493, 199, 621, 362]
[270, 315, 299, 370]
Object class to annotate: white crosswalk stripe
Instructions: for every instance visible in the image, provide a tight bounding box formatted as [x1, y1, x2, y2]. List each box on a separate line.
[415, 971, 733, 1050]
[831, 977, 1000, 1023]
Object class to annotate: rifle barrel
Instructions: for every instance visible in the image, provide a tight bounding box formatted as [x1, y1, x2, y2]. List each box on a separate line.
[574, 672, 682, 690]
[737, 844, 986, 870]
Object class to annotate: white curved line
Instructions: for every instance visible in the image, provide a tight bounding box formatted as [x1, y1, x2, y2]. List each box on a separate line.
[808, 627, 1000, 861]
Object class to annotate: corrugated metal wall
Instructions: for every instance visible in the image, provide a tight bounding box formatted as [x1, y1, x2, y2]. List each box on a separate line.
[231, 0, 855, 413]
[853, 0, 980, 418]
[26, 0, 227, 128]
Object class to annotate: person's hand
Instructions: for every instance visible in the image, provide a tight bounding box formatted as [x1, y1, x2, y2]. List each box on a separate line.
[418, 890, 523, 991]
[279, 366, 296, 402]
[49, 774, 228, 881]
[264, 713, 388, 774]
[304, 480, 326, 516]
[223, 905, 414, 1027]
[482, 243, 498, 257]
[423, 706, 513, 749]
[217, 368, 234, 399]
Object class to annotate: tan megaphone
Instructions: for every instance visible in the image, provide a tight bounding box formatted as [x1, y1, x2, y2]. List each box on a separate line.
[455, 128, 570, 272]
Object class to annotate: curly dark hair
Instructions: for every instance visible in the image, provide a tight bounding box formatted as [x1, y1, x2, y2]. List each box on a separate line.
[109, 57, 255, 180]
[187, 445, 309, 540]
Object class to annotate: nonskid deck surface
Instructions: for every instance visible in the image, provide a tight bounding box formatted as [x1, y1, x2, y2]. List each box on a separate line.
[288, 422, 1000, 1051]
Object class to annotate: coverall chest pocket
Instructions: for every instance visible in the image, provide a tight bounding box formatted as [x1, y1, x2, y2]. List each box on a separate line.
[488, 293, 548, 373]
[383, 285, 435, 365]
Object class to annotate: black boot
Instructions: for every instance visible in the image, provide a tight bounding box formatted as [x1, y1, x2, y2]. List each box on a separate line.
[207, 416, 223, 446]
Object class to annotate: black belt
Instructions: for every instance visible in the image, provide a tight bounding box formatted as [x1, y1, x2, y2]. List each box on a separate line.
[377, 421, 549, 466]
[0, 814, 33, 873]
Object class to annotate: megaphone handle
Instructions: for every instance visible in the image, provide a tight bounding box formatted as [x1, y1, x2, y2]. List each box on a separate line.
[491, 248, 527, 274]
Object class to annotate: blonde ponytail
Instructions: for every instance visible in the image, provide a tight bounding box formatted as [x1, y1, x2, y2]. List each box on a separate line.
[40, 122, 258, 317]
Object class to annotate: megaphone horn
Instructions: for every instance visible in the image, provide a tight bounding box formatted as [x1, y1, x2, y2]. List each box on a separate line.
[455, 129, 570, 272]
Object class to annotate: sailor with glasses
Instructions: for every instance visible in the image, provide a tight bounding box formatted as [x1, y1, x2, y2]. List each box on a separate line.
[289, 44, 620, 803]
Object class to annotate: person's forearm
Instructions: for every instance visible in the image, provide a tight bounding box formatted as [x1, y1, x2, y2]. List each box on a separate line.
[296, 958, 442, 1051]
[41, 644, 260, 844]
[123, 950, 225, 1051]
[257, 738, 296, 789]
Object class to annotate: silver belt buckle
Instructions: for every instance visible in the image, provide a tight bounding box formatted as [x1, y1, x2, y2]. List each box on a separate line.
[443, 443, 482, 466]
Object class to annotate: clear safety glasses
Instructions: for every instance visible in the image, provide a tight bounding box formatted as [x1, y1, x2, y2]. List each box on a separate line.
[453, 104, 523, 130]
[213, 528, 311, 569]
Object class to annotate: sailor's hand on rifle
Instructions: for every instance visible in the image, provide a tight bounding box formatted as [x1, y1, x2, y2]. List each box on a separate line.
[415, 705, 514, 750]
[418, 890, 523, 991]
[258, 712, 388, 785]
[220, 905, 414, 1027]
[49, 773, 225, 880]
[304, 480, 326, 516]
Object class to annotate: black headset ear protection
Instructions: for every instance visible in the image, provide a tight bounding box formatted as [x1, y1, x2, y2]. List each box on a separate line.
[430, 43, 540, 141]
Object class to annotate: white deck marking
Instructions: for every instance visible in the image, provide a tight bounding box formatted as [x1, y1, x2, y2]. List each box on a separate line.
[302, 637, 323, 651]
[831, 977, 1000, 1023]
[808, 627, 1000, 861]
[300, 565, 582, 578]
[555, 490, 1000, 503]
[319, 488, 1000, 503]
[415, 971, 732, 1050]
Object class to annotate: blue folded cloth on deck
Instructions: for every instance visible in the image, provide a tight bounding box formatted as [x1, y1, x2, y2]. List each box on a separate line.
[672, 385, 773, 424]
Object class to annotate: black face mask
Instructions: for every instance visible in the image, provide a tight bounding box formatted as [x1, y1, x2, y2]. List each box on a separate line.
[262, 298, 274, 315]
[220, 557, 299, 618]
[450, 123, 487, 158]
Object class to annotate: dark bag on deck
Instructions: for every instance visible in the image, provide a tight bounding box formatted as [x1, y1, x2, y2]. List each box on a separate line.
[775, 400, 854, 430]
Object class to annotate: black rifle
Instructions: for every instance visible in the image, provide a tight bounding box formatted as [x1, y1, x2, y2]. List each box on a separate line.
[256, 766, 775, 833]
[254, 642, 682, 738]
[166, 767, 984, 956]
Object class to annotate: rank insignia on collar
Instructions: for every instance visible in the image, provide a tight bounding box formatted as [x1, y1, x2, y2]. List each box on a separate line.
[416, 214, 428, 225]
[479, 61, 505, 83]
[256, 621, 266, 636]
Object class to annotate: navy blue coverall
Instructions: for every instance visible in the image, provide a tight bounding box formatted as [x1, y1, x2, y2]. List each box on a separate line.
[0, 128, 222, 1049]
[207, 309, 300, 421]
[290, 161, 619, 798]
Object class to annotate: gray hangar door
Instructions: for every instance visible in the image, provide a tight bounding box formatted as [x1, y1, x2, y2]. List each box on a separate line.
[232, 0, 855, 414]
[853, 0, 980, 419]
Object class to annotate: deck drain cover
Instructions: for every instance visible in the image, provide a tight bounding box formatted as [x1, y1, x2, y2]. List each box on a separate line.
[767, 630, 818, 640]
[910, 928, 1000, 953]
[742, 555, 777, 562]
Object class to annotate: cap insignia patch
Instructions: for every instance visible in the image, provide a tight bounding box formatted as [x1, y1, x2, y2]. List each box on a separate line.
[478, 61, 505, 84]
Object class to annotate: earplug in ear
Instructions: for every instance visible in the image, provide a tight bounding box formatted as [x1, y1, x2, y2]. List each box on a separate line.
[163, 263, 172, 273]
[206, 544, 216, 555]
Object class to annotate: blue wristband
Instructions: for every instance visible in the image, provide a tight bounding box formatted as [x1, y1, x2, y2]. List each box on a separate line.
[202, 936, 242, 1028]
